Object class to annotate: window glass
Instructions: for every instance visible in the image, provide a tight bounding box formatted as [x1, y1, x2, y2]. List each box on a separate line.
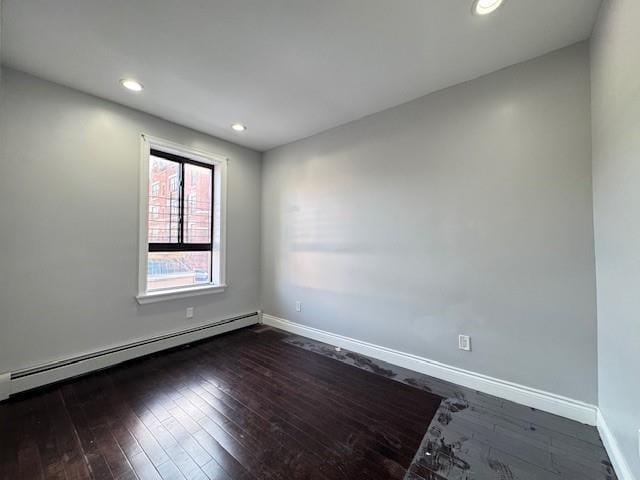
[184, 163, 212, 244]
[147, 252, 211, 291]
[148, 155, 181, 243]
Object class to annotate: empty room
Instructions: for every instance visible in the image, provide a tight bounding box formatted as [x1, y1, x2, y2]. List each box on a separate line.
[0, 0, 638, 479]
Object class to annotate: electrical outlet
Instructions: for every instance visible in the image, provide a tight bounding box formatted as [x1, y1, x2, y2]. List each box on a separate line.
[458, 335, 471, 351]
[295, 301, 302, 312]
[186, 307, 194, 319]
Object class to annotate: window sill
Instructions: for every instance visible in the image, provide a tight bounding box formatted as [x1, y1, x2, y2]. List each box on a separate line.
[136, 284, 227, 304]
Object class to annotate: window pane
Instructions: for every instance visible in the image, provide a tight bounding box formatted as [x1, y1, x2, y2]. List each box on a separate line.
[147, 251, 211, 291]
[184, 163, 212, 244]
[148, 155, 181, 243]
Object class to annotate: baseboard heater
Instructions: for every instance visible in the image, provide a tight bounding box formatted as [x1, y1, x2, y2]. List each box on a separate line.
[3, 311, 259, 399]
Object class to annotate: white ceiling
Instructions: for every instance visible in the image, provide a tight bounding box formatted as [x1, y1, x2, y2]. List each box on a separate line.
[1, 0, 602, 151]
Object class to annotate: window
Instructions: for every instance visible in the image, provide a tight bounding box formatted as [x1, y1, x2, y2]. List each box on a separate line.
[169, 175, 179, 193]
[137, 135, 227, 303]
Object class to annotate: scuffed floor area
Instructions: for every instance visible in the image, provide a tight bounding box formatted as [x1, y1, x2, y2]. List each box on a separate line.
[279, 330, 616, 480]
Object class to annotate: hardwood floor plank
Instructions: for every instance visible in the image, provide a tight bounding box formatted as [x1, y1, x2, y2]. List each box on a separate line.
[133, 404, 210, 480]
[30, 393, 67, 480]
[189, 380, 368, 480]
[209, 331, 436, 443]
[182, 346, 412, 479]
[16, 398, 45, 480]
[127, 451, 163, 480]
[233, 343, 430, 440]
[154, 346, 390, 478]
[181, 384, 330, 480]
[1, 400, 21, 480]
[59, 384, 115, 479]
[198, 342, 421, 465]
[252, 334, 436, 415]
[161, 415, 213, 467]
[201, 459, 233, 480]
[46, 391, 94, 480]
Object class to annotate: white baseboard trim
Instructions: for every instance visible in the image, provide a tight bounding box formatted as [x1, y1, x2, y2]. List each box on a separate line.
[3, 312, 259, 398]
[262, 314, 598, 426]
[597, 409, 637, 480]
[0, 373, 10, 401]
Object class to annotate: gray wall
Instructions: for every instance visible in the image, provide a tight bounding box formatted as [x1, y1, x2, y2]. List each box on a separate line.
[262, 43, 598, 403]
[0, 68, 261, 374]
[591, 0, 640, 474]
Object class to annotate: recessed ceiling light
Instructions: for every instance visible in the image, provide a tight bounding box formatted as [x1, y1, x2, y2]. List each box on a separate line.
[120, 78, 144, 92]
[231, 123, 247, 132]
[473, 0, 505, 15]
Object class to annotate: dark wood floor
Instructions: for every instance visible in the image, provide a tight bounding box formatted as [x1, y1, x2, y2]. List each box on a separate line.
[0, 326, 442, 480]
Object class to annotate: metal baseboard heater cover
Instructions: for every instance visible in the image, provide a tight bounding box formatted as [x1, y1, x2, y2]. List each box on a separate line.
[11, 312, 259, 382]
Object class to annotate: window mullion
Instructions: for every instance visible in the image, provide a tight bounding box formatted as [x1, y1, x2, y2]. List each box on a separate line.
[179, 162, 185, 245]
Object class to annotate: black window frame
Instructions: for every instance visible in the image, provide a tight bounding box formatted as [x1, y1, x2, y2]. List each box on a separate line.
[148, 148, 214, 256]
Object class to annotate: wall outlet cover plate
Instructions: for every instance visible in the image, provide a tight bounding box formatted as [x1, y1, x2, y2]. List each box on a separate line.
[458, 335, 471, 351]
